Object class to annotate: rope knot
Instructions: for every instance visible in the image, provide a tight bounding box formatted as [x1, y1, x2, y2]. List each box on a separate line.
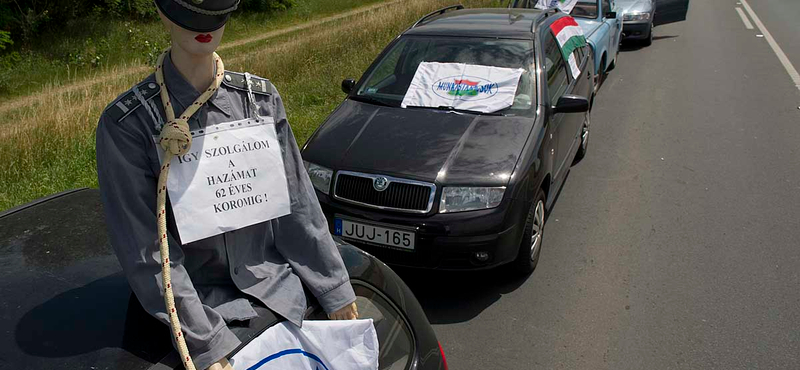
[159, 118, 192, 156]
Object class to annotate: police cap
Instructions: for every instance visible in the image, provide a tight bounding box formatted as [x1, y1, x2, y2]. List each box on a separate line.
[155, 0, 240, 32]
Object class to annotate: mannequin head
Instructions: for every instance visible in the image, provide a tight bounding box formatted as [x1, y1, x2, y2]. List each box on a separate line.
[158, 8, 225, 58]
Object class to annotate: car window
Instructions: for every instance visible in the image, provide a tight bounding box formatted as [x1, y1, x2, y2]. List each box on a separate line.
[573, 46, 584, 66]
[307, 284, 414, 370]
[361, 38, 408, 98]
[571, 0, 598, 18]
[602, 0, 611, 14]
[509, 0, 533, 7]
[542, 31, 570, 106]
[355, 36, 535, 113]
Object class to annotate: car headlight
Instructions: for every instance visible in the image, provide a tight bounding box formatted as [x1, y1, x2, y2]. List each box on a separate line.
[439, 187, 505, 213]
[303, 161, 333, 195]
[623, 11, 651, 21]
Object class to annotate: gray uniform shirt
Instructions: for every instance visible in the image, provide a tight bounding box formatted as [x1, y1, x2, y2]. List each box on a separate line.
[96, 53, 355, 370]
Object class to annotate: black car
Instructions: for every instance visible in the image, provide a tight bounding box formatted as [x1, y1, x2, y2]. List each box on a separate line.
[0, 189, 445, 370]
[301, 7, 594, 273]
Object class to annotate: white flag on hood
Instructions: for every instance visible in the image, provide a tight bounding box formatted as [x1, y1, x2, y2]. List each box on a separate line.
[231, 320, 379, 370]
[534, 0, 579, 13]
[401, 62, 524, 113]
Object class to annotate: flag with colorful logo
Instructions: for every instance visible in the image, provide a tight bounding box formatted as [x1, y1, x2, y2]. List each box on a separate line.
[401, 62, 525, 113]
[550, 16, 586, 78]
[534, 0, 579, 13]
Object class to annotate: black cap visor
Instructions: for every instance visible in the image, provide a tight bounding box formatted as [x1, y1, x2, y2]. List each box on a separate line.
[156, 0, 233, 33]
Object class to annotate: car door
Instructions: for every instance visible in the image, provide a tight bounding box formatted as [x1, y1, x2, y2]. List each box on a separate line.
[602, 0, 621, 53]
[653, 0, 690, 26]
[541, 29, 578, 183]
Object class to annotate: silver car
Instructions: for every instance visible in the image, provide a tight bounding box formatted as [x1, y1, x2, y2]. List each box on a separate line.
[619, 0, 690, 46]
[619, 0, 656, 45]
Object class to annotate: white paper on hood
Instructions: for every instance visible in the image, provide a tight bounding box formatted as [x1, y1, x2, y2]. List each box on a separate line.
[534, 0, 579, 13]
[401, 62, 525, 113]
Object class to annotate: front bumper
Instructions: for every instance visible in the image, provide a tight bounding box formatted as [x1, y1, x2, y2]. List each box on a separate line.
[316, 191, 529, 270]
[622, 21, 651, 40]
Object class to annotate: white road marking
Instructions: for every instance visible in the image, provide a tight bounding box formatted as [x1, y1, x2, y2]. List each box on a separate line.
[740, 0, 800, 92]
[735, 7, 754, 29]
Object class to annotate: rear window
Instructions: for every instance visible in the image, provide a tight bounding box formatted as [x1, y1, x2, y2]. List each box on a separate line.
[571, 0, 599, 18]
[307, 284, 414, 370]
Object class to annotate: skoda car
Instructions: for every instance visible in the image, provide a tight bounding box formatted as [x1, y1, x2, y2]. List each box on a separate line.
[0, 189, 445, 370]
[301, 7, 594, 273]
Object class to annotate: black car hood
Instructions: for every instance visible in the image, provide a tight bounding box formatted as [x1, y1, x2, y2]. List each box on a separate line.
[303, 99, 534, 186]
[0, 189, 439, 369]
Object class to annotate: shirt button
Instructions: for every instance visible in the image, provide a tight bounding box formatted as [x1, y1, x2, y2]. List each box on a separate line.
[225, 75, 232, 82]
[234, 266, 240, 275]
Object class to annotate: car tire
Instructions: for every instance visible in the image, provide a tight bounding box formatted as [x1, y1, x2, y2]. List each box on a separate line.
[511, 189, 546, 276]
[642, 23, 653, 46]
[572, 109, 591, 165]
[607, 49, 618, 72]
[593, 56, 607, 95]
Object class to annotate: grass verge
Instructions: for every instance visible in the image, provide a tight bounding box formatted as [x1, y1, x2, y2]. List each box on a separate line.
[0, 0, 504, 211]
[0, 0, 386, 101]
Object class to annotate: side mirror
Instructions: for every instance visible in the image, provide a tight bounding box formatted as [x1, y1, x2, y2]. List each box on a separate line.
[553, 95, 590, 113]
[341, 78, 356, 94]
[606, 11, 617, 18]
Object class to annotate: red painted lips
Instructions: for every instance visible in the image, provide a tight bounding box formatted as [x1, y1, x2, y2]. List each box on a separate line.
[195, 34, 213, 43]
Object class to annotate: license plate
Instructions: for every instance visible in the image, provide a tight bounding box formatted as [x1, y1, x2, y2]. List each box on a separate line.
[334, 218, 415, 250]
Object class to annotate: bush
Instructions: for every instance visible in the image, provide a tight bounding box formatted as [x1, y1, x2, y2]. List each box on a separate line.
[0, 0, 159, 46]
[0, 30, 11, 49]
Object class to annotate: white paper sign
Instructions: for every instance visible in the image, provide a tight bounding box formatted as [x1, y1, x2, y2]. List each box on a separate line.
[231, 320, 379, 370]
[401, 62, 525, 113]
[534, 0, 579, 13]
[157, 117, 291, 244]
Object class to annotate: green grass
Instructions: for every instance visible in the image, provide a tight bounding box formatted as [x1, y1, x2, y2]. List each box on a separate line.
[0, 0, 386, 101]
[0, 0, 505, 211]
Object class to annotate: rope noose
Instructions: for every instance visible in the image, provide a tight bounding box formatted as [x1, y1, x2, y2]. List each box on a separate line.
[154, 49, 225, 370]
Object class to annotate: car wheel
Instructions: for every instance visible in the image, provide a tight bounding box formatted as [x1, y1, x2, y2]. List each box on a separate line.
[511, 189, 546, 275]
[642, 23, 653, 46]
[607, 50, 617, 72]
[572, 109, 591, 165]
[593, 56, 607, 95]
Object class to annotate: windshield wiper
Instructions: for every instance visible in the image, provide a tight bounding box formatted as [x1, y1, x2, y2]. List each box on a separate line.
[407, 105, 505, 116]
[350, 95, 397, 108]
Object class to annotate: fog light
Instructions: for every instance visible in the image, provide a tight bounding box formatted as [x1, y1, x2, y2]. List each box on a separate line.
[474, 252, 490, 262]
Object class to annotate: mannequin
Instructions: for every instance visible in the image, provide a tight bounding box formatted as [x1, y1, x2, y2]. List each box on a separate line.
[96, 1, 357, 370]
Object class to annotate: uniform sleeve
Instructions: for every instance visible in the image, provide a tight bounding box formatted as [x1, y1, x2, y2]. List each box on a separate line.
[95, 112, 240, 369]
[268, 88, 357, 314]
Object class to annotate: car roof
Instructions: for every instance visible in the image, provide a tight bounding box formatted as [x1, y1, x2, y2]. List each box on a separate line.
[403, 8, 550, 39]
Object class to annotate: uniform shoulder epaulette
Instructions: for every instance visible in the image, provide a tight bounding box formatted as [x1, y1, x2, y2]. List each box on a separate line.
[105, 80, 161, 123]
[222, 71, 272, 95]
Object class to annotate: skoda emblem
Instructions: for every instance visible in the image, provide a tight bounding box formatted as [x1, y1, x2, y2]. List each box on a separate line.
[373, 177, 389, 192]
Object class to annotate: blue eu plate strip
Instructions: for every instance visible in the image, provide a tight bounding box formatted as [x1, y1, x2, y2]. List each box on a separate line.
[334, 219, 343, 236]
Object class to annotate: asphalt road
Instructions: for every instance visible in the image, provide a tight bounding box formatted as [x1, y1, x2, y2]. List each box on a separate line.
[399, 0, 800, 368]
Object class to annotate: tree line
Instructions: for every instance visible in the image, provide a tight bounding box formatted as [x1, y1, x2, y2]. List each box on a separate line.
[0, 0, 294, 50]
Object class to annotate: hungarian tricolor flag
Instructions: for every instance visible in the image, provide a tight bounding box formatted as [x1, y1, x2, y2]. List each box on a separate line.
[550, 16, 586, 78]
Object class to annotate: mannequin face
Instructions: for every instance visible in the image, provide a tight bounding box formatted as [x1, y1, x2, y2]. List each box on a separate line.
[158, 10, 225, 57]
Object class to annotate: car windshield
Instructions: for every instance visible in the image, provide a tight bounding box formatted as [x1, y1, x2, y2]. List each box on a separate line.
[571, 0, 599, 18]
[354, 36, 535, 114]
